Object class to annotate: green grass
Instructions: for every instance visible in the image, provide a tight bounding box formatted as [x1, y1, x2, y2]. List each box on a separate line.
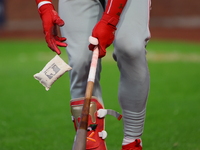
[147, 40, 200, 53]
[0, 39, 200, 150]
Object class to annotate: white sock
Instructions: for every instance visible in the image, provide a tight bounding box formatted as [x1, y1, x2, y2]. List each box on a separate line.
[122, 137, 142, 146]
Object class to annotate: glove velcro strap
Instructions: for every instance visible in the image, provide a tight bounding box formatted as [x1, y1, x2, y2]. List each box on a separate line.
[36, 0, 52, 4]
[38, 3, 54, 14]
[101, 13, 119, 27]
[38, 1, 52, 9]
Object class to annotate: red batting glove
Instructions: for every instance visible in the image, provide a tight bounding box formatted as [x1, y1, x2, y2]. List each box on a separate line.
[89, 0, 127, 58]
[38, 4, 67, 55]
[89, 14, 117, 58]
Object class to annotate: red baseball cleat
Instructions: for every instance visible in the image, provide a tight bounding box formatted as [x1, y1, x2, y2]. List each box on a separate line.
[121, 139, 142, 150]
[70, 97, 107, 150]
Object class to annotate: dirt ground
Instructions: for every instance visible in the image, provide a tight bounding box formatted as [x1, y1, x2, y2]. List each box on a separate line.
[150, 27, 200, 43]
[0, 27, 200, 43]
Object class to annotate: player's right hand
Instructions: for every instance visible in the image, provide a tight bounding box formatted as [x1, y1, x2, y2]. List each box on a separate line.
[38, 4, 67, 55]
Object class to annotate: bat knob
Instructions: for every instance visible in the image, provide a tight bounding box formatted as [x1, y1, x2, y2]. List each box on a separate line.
[89, 36, 99, 45]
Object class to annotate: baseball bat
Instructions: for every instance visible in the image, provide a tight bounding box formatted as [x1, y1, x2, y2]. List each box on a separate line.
[72, 46, 99, 150]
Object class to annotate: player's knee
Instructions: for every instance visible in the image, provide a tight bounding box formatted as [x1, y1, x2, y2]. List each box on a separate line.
[116, 42, 146, 59]
[71, 58, 90, 72]
[68, 49, 91, 70]
[114, 38, 146, 60]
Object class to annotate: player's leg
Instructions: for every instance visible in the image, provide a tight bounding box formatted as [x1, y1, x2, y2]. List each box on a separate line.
[113, 0, 151, 149]
[58, 0, 103, 102]
[58, 0, 108, 149]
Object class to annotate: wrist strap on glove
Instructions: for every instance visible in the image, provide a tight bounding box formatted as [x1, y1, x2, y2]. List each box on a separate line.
[35, 0, 52, 8]
[101, 13, 119, 27]
[102, 0, 127, 26]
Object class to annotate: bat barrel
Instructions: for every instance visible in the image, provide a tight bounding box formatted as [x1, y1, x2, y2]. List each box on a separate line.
[72, 129, 87, 150]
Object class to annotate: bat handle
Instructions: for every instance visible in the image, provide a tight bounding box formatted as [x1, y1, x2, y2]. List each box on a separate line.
[72, 47, 99, 150]
[79, 47, 99, 129]
[88, 46, 99, 82]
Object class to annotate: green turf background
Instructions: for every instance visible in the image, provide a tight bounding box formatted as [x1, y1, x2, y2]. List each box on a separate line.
[0, 40, 200, 150]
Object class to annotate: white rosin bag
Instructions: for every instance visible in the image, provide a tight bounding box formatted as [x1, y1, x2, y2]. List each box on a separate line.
[34, 55, 72, 91]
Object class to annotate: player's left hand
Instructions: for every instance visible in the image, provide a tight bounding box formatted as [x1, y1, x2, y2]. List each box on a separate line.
[39, 4, 67, 55]
[89, 14, 117, 58]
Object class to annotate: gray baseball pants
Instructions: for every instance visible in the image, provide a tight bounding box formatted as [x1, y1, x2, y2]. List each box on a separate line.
[59, 0, 151, 139]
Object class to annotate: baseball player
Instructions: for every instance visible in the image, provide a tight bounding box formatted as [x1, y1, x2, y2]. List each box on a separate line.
[35, 0, 151, 149]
